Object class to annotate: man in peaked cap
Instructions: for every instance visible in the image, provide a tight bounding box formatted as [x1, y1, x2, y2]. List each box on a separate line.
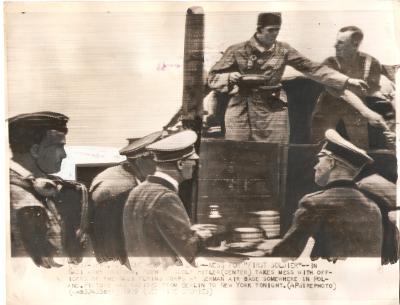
[270, 129, 398, 262]
[123, 130, 215, 268]
[8, 111, 88, 268]
[9, 112, 69, 175]
[89, 130, 164, 266]
[208, 13, 384, 143]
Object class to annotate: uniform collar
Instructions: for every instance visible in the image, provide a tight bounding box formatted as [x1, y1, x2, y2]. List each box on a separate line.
[9, 160, 33, 179]
[151, 171, 179, 192]
[249, 35, 276, 54]
[323, 179, 356, 190]
[121, 161, 145, 182]
[335, 52, 362, 69]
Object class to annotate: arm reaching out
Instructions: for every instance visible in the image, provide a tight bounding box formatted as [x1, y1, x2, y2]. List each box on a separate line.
[338, 89, 389, 130]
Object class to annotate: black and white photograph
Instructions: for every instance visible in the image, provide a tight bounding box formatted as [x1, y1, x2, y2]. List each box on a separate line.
[4, 1, 400, 304]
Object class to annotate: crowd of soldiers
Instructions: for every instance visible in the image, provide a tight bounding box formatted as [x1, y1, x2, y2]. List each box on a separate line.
[8, 12, 398, 269]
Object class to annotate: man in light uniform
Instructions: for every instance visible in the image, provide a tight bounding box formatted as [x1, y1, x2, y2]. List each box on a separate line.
[9, 112, 88, 267]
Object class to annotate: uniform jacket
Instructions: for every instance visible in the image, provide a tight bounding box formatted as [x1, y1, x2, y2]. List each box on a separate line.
[312, 53, 384, 148]
[10, 161, 86, 265]
[357, 174, 399, 264]
[323, 52, 381, 95]
[272, 180, 383, 261]
[10, 166, 60, 262]
[357, 174, 396, 207]
[208, 36, 348, 142]
[123, 175, 201, 268]
[89, 162, 139, 264]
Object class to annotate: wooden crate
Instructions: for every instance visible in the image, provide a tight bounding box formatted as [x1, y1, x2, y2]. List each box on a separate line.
[196, 139, 287, 230]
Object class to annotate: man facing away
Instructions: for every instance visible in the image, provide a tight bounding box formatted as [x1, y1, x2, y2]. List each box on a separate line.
[8, 112, 88, 268]
[208, 13, 384, 143]
[123, 130, 214, 268]
[89, 130, 163, 266]
[312, 26, 395, 149]
[271, 129, 398, 263]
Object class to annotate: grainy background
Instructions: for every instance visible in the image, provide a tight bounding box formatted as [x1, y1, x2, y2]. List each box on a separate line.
[5, 2, 399, 148]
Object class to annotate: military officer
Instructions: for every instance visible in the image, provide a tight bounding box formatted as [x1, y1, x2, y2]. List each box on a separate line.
[270, 129, 397, 262]
[8, 112, 88, 268]
[208, 13, 379, 143]
[123, 130, 215, 268]
[89, 130, 164, 266]
[312, 26, 395, 149]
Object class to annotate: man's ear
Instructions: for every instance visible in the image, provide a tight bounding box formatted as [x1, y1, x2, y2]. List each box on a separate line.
[352, 39, 361, 48]
[176, 160, 184, 170]
[328, 157, 336, 170]
[29, 144, 40, 159]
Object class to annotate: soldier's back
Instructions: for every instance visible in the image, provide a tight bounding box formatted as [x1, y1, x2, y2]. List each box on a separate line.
[89, 163, 139, 263]
[304, 185, 383, 259]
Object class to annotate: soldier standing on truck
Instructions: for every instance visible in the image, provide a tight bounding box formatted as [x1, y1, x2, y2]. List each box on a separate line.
[208, 12, 386, 143]
[312, 26, 395, 149]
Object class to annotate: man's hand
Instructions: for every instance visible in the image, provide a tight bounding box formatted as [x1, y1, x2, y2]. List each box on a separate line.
[191, 224, 218, 241]
[383, 131, 396, 149]
[228, 72, 242, 84]
[76, 229, 89, 247]
[347, 78, 369, 94]
[370, 90, 388, 101]
[195, 229, 213, 241]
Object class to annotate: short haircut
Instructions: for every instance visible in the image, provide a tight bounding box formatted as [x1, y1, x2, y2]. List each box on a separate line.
[339, 26, 364, 44]
[9, 125, 68, 154]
